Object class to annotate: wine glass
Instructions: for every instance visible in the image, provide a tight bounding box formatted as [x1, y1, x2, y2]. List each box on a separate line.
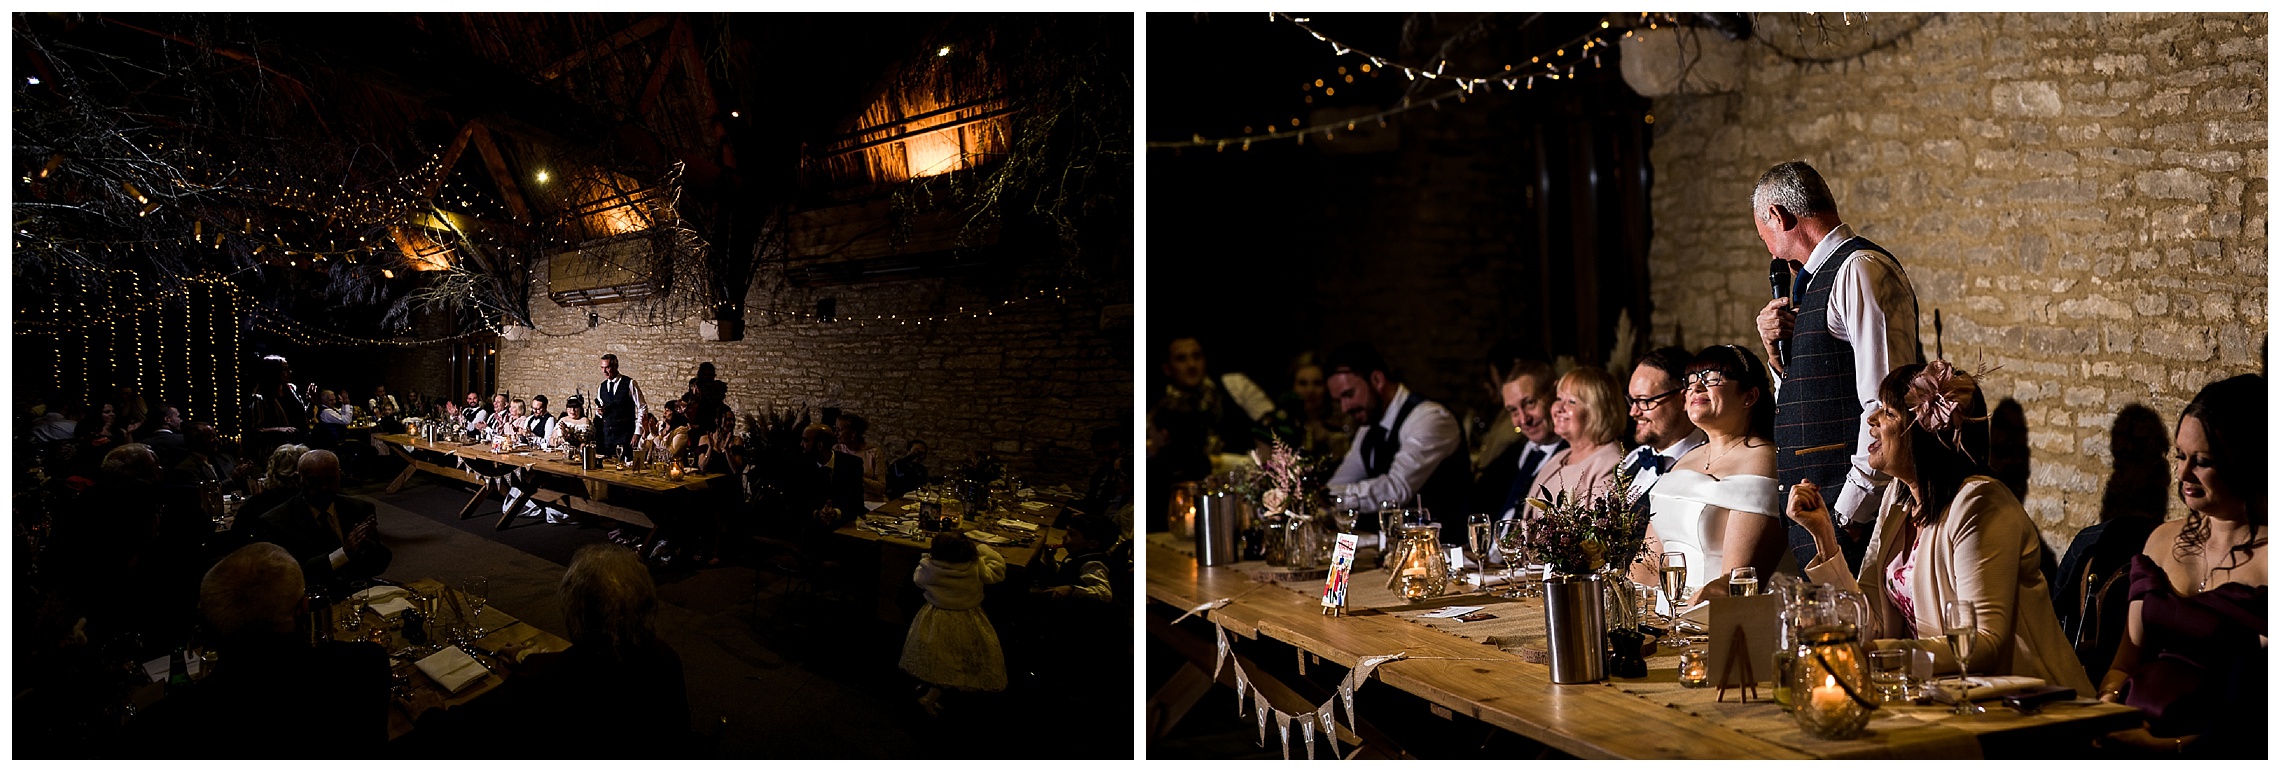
[1941, 600, 1985, 715]
[1465, 513, 1493, 589]
[1658, 551, 1688, 645]
[339, 580, 368, 633]
[465, 577, 490, 640]
[1728, 566, 1760, 597]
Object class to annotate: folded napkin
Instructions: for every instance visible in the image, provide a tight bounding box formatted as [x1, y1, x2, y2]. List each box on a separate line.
[415, 645, 491, 694]
[368, 596, 417, 620]
[1927, 675, 2045, 703]
[965, 530, 1015, 546]
[1017, 488, 1037, 499]
[998, 517, 1041, 532]
[1018, 500, 1051, 512]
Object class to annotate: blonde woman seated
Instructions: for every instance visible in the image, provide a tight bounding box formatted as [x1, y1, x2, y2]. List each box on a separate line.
[1521, 365, 1627, 514]
[1786, 361, 2092, 693]
[1638, 345, 1787, 604]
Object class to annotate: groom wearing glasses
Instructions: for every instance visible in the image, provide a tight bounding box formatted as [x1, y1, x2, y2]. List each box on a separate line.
[1622, 347, 1708, 496]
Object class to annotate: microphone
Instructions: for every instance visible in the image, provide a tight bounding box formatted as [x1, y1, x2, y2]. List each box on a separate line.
[1768, 259, 1793, 368]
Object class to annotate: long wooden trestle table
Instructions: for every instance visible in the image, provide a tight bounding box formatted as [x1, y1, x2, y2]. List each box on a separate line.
[375, 433, 726, 547]
[1146, 534, 2140, 759]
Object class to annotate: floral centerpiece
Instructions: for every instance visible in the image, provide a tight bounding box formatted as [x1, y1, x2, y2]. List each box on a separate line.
[1520, 468, 1650, 576]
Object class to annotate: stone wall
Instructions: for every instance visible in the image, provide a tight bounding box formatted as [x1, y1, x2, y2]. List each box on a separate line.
[1646, 13, 2267, 554]
[496, 254, 1131, 487]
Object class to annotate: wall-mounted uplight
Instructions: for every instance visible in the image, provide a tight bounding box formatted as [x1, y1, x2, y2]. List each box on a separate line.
[937, 46, 951, 57]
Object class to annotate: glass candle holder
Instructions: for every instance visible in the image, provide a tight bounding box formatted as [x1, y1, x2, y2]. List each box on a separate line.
[1789, 626, 1876, 740]
[1391, 523, 1451, 601]
[1678, 644, 1710, 688]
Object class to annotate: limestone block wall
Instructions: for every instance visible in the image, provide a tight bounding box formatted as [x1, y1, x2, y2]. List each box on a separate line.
[1646, 13, 2267, 554]
[495, 254, 1131, 487]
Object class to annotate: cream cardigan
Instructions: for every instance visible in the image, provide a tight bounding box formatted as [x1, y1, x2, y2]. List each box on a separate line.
[1804, 476, 2094, 693]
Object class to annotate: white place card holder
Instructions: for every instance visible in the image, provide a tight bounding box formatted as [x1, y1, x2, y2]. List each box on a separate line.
[1706, 593, 1781, 701]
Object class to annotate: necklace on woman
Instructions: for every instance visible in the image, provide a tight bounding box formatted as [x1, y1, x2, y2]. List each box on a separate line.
[1698, 438, 1754, 481]
[2196, 524, 2262, 593]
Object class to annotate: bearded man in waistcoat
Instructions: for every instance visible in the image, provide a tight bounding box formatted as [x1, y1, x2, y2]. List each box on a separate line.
[1322, 341, 1471, 544]
[1751, 161, 1924, 572]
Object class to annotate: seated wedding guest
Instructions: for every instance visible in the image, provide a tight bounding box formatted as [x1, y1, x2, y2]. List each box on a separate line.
[835, 413, 886, 502]
[1073, 425, 1131, 519]
[485, 391, 514, 437]
[136, 403, 190, 469]
[459, 391, 488, 432]
[239, 444, 311, 526]
[1493, 360, 1566, 522]
[1266, 351, 1348, 459]
[313, 389, 352, 448]
[1623, 347, 1709, 494]
[525, 394, 554, 443]
[887, 439, 930, 499]
[369, 385, 400, 421]
[165, 422, 240, 489]
[500, 398, 531, 442]
[248, 450, 390, 589]
[549, 395, 593, 446]
[2096, 374, 2266, 758]
[793, 424, 865, 529]
[128, 542, 390, 757]
[45, 444, 169, 636]
[1786, 361, 2092, 693]
[67, 401, 131, 483]
[412, 543, 692, 756]
[112, 385, 150, 436]
[1149, 335, 1261, 529]
[29, 401, 80, 445]
[1323, 341, 1471, 536]
[1520, 366, 1627, 514]
[1639, 345, 1784, 603]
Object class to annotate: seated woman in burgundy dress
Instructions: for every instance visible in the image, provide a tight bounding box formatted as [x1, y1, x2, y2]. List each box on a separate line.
[2098, 374, 2267, 758]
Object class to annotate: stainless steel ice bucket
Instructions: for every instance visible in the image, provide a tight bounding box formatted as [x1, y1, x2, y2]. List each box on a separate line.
[1544, 572, 1608, 683]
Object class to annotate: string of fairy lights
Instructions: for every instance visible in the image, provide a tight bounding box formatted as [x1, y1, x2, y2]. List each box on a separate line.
[15, 266, 244, 437]
[1149, 12, 1684, 150]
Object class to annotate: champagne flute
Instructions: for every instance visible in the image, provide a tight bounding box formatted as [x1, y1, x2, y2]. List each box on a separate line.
[1493, 518, 1524, 598]
[1465, 513, 1493, 589]
[1941, 599, 1984, 715]
[1728, 566, 1759, 597]
[465, 576, 491, 639]
[1658, 551, 1688, 644]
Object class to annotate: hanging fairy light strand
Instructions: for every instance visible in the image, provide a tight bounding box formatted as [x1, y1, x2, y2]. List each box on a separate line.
[1150, 12, 1682, 151]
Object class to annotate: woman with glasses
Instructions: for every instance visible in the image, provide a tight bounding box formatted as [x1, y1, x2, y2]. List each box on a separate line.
[1638, 345, 1787, 603]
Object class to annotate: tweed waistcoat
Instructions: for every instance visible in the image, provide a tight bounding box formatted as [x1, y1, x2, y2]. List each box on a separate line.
[1775, 237, 1912, 495]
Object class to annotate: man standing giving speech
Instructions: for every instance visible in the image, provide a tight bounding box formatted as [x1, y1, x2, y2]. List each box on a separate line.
[594, 353, 649, 459]
[1751, 161, 1924, 572]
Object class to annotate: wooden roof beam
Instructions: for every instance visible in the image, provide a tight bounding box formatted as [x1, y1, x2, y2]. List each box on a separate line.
[537, 13, 673, 81]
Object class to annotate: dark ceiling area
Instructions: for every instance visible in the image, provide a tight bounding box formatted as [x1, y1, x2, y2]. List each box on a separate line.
[14, 12, 1131, 344]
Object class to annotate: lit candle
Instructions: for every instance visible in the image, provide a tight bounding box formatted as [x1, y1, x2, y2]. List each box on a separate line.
[1810, 674, 1850, 714]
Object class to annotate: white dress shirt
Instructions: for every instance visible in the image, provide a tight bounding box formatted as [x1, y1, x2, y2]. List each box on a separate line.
[1327, 384, 1462, 511]
[1621, 428, 1707, 498]
[1786, 223, 1920, 526]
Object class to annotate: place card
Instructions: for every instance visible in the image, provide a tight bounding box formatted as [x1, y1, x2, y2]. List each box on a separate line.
[1418, 605, 1487, 619]
[1706, 593, 1780, 696]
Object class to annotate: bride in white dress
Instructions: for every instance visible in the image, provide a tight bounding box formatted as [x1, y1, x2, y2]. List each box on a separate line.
[1646, 345, 1790, 606]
